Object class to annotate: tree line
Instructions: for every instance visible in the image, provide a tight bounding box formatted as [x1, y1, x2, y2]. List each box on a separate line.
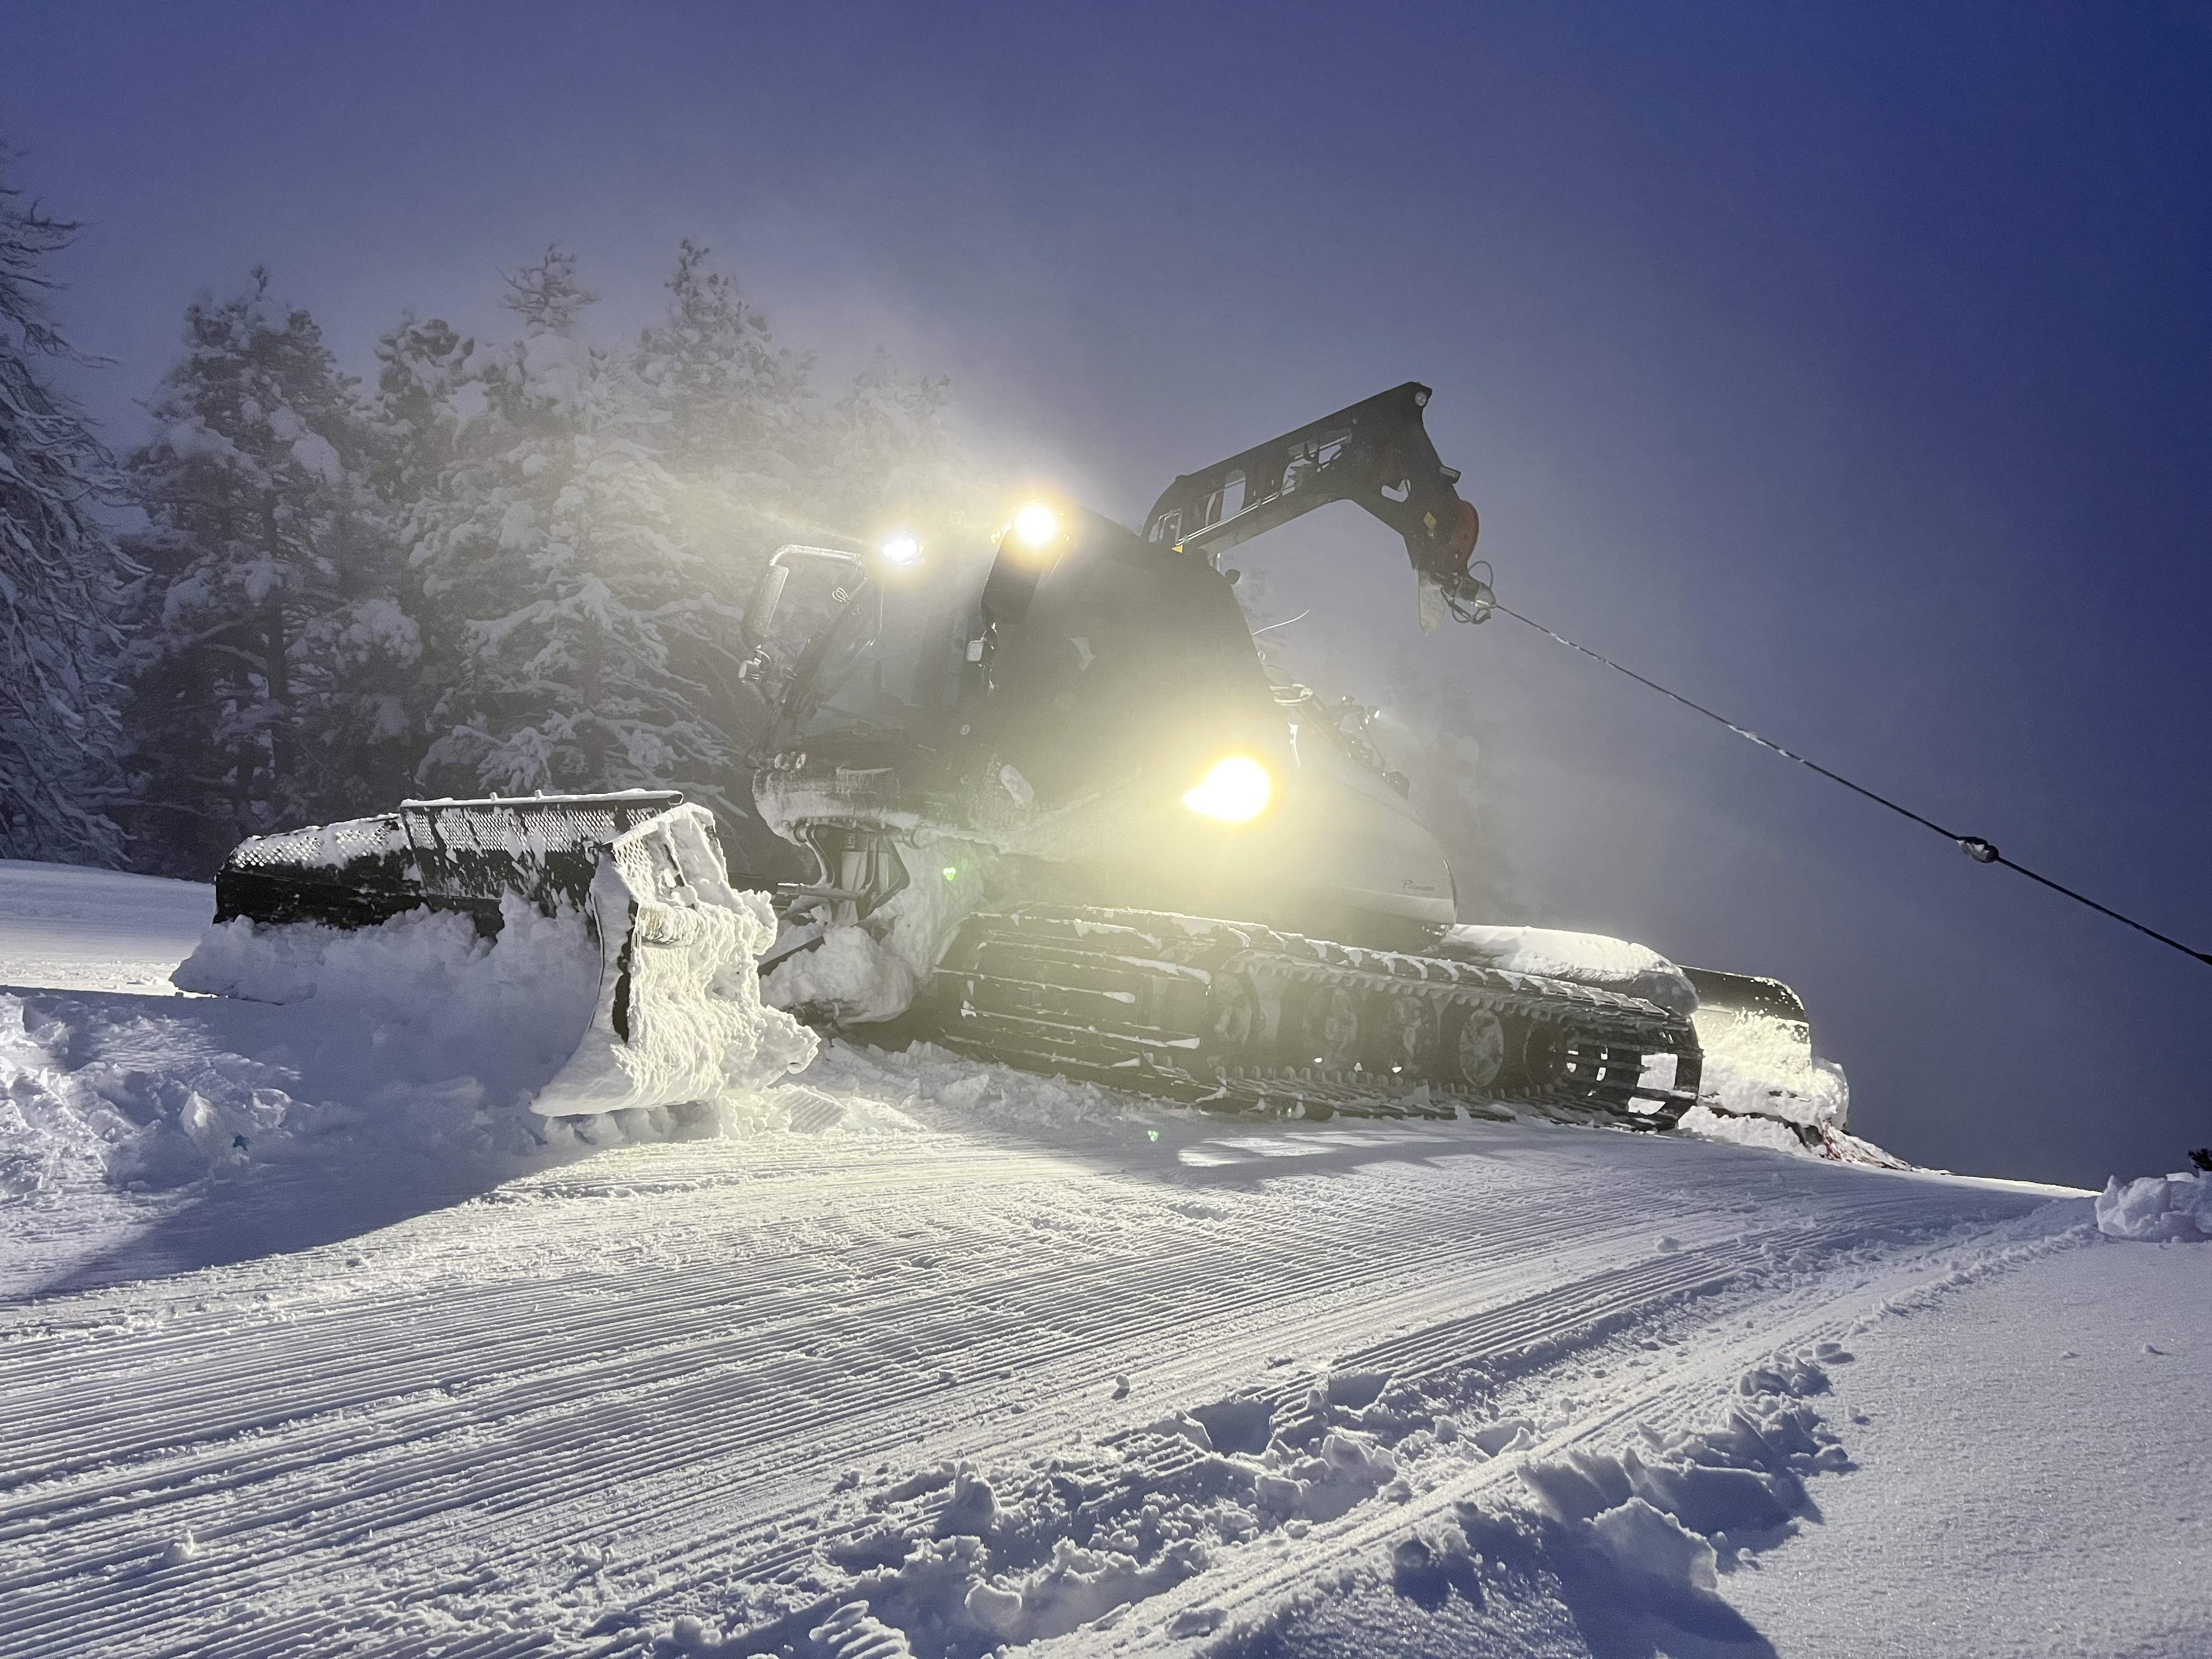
[1, 149, 962, 877]
[3, 149, 1531, 919]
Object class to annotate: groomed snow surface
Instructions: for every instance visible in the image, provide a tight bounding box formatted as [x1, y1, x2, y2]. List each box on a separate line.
[2, 860, 2206, 1659]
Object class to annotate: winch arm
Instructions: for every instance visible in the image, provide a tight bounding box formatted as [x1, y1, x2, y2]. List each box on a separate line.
[1140, 380, 1487, 606]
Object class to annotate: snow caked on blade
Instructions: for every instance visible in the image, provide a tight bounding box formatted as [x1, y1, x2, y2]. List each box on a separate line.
[195, 792, 812, 1116]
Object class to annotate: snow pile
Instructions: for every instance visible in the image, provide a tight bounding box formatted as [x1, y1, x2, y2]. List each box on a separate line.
[0, 986, 435, 1198]
[763, 924, 916, 1025]
[0, 995, 126, 1198]
[808, 1037, 1184, 1142]
[0, 984, 366, 1196]
[663, 1368, 1427, 1651]
[665, 1329, 1862, 1656]
[1676, 1102, 1814, 1156]
[1513, 1351, 1844, 1573]
[716, 1079, 923, 1137]
[1282, 1349, 1858, 1654]
[861, 1469, 1213, 1647]
[700, 1459, 1220, 1652]
[175, 897, 602, 1082]
[1693, 1005, 1849, 1128]
[1441, 924, 1697, 1015]
[176, 882, 815, 1122]
[0, 884, 819, 1205]
[2096, 1170, 2212, 1242]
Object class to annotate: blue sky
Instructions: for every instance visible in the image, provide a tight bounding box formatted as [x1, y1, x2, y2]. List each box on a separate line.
[13, 1, 2210, 1183]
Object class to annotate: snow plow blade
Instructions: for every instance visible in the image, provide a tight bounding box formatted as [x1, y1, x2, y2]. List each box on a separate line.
[1679, 965, 1899, 1164]
[212, 792, 765, 1115]
[1681, 966, 1809, 1031]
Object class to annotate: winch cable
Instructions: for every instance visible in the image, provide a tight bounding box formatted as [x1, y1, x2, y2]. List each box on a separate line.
[1462, 590, 2211, 969]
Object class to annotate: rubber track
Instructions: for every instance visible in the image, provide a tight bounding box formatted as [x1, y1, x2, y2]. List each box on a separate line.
[929, 906, 1699, 1130]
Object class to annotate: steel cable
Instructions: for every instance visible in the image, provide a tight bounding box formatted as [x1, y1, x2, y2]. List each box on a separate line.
[1481, 599, 2211, 969]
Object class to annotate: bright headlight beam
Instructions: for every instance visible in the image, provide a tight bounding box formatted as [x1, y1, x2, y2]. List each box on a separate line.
[1011, 503, 1059, 548]
[879, 533, 921, 566]
[1182, 755, 1271, 823]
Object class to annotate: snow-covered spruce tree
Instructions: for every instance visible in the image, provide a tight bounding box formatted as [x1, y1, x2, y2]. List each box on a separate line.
[370, 313, 475, 516]
[118, 272, 413, 875]
[629, 241, 817, 764]
[633, 239, 813, 590]
[802, 346, 963, 545]
[635, 240, 973, 582]
[0, 147, 131, 865]
[411, 248, 746, 820]
[366, 312, 476, 776]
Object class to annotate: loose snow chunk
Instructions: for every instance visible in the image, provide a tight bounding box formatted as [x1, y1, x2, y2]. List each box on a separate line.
[2096, 1171, 2212, 1242]
[964, 1579, 1024, 1633]
[1589, 1496, 1719, 1592]
[160, 1532, 204, 1568]
[1320, 1430, 1396, 1483]
[1470, 1417, 1537, 1456]
[1255, 1471, 1304, 1510]
[1519, 1448, 1629, 1524]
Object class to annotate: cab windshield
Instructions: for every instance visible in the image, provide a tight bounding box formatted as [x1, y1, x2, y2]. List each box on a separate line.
[741, 545, 970, 741]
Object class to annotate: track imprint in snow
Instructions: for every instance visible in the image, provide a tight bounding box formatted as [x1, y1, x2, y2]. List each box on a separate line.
[0, 909, 2075, 1659]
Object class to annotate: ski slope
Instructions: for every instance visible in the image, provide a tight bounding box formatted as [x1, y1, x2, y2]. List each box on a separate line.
[2, 861, 2204, 1659]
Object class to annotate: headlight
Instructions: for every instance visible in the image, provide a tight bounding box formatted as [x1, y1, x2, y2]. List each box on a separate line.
[1011, 503, 1059, 549]
[879, 532, 921, 566]
[1182, 755, 1271, 823]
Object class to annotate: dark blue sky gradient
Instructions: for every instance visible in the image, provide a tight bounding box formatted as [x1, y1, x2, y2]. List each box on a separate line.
[12, 1, 2210, 1184]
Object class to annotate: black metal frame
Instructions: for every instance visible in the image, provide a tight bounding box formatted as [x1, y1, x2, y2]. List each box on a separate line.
[1139, 381, 1481, 593]
[212, 793, 688, 938]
